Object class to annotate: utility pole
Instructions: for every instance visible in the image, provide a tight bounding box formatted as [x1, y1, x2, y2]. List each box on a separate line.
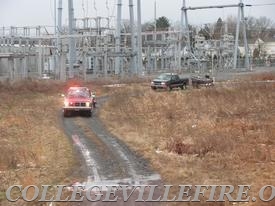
[233, 2, 241, 70]
[182, 0, 191, 54]
[54, 0, 57, 34]
[137, 0, 143, 75]
[129, 0, 137, 74]
[154, 0, 157, 71]
[57, 0, 64, 80]
[104, 36, 108, 77]
[60, 44, 66, 82]
[179, 0, 185, 70]
[38, 40, 42, 78]
[115, 0, 122, 75]
[224, 22, 228, 34]
[82, 39, 88, 81]
[54, 0, 57, 79]
[240, 1, 250, 70]
[8, 58, 15, 81]
[68, 0, 76, 79]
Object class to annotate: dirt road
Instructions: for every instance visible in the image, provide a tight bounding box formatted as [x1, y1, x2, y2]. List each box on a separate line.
[61, 97, 163, 205]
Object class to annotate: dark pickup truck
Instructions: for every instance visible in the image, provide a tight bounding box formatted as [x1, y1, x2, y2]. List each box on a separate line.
[191, 75, 214, 88]
[151, 73, 189, 90]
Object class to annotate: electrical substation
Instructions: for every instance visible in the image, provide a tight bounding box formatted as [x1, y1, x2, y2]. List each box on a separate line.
[0, 0, 273, 81]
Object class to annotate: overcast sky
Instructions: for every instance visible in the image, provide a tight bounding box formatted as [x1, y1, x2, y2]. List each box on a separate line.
[0, 0, 274, 27]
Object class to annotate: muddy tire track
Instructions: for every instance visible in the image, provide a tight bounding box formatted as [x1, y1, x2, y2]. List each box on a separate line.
[63, 116, 130, 182]
[61, 97, 163, 205]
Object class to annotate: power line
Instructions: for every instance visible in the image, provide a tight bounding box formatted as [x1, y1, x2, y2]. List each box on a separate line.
[106, 0, 110, 17]
[93, 0, 97, 17]
[250, 3, 275, 6]
[49, 0, 55, 22]
[82, 0, 86, 18]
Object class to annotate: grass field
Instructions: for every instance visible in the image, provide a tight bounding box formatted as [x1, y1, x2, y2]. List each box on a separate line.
[0, 80, 78, 205]
[0, 79, 113, 205]
[0, 77, 145, 205]
[100, 75, 275, 205]
[1, 74, 275, 205]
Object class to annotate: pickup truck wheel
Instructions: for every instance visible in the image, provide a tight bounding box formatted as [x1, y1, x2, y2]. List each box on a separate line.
[63, 109, 69, 117]
[86, 110, 92, 117]
[193, 83, 199, 89]
[169, 86, 172, 91]
[180, 84, 186, 90]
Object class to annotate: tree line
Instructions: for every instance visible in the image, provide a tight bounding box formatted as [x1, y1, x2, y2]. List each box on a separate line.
[121, 15, 275, 42]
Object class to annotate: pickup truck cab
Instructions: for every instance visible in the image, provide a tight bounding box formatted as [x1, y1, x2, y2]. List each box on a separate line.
[151, 73, 189, 90]
[63, 87, 93, 117]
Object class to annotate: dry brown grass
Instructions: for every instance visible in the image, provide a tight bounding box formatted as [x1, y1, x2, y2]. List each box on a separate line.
[0, 78, 125, 205]
[0, 80, 85, 205]
[100, 82, 275, 205]
[245, 72, 275, 81]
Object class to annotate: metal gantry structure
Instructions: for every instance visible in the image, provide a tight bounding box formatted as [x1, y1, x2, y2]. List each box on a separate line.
[181, 0, 251, 72]
[0, 0, 253, 81]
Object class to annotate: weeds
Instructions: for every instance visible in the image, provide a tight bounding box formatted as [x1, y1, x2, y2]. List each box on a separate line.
[100, 82, 275, 205]
[0, 81, 83, 205]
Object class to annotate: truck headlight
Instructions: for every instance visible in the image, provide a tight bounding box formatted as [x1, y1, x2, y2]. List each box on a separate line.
[64, 100, 69, 107]
[161, 82, 166, 85]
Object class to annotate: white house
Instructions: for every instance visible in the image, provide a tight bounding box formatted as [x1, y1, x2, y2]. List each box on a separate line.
[247, 38, 275, 58]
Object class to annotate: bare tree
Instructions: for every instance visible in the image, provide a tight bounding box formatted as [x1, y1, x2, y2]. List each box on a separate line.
[226, 15, 274, 42]
[226, 15, 237, 35]
[254, 16, 274, 40]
